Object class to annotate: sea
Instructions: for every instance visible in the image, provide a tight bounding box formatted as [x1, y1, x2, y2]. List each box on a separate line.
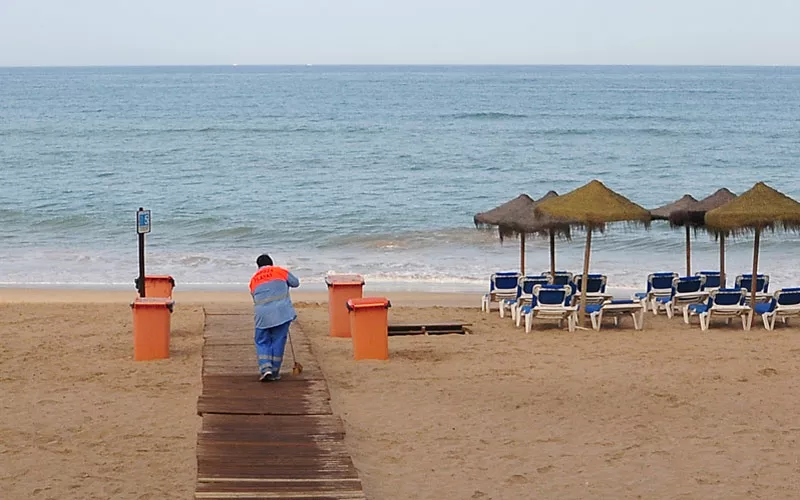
[1, 65, 799, 293]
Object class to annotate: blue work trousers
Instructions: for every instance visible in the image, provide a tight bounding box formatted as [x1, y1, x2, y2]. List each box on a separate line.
[255, 321, 291, 375]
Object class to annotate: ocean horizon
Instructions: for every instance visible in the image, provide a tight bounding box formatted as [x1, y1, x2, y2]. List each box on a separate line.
[4, 64, 800, 68]
[2, 65, 799, 293]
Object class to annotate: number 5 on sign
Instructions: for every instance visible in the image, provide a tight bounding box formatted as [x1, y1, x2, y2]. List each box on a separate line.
[137, 209, 151, 234]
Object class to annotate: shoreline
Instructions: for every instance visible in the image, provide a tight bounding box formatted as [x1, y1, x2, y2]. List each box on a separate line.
[0, 286, 642, 307]
[0, 287, 477, 307]
[0, 281, 489, 294]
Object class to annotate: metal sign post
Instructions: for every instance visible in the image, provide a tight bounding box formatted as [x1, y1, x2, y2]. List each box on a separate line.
[136, 208, 151, 297]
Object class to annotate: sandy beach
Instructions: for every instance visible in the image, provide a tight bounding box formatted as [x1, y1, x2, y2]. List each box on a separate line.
[0, 287, 476, 499]
[2, 288, 800, 499]
[0, 290, 208, 499]
[300, 300, 800, 499]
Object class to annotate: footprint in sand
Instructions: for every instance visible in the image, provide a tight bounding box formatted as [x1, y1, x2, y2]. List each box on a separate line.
[507, 474, 529, 484]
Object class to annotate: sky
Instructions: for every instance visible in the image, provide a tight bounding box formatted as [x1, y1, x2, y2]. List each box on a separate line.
[1, 0, 799, 67]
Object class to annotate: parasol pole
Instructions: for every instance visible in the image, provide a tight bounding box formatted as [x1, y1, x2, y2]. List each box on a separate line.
[520, 232, 526, 275]
[685, 226, 691, 276]
[579, 227, 592, 326]
[719, 233, 726, 287]
[750, 227, 760, 314]
[549, 228, 556, 277]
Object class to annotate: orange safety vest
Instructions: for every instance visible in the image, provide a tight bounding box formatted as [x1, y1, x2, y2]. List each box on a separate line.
[249, 266, 290, 294]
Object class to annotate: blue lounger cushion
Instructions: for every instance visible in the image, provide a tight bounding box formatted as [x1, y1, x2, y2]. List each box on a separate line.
[687, 303, 708, 315]
[754, 302, 774, 315]
[584, 304, 602, 314]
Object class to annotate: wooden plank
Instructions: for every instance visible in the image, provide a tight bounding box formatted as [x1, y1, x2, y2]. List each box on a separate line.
[389, 322, 472, 327]
[202, 366, 325, 381]
[198, 455, 357, 471]
[388, 322, 467, 335]
[195, 488, 366, 500]
[202, 319, 323, 377]
[198, 454, 357, 470]
[197, 479, 364, 490]
[388, 328, 465, 336]
[196, 399, 330, 416]
[196, 480, 365, 494]
[197, 380, 332, 416]
[200, 414, 344, 436]
[202, 344, 316, 364]
[201, 374, 328, 390]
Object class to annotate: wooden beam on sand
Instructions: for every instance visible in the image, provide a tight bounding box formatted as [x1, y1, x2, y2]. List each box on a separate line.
[388, 323, 470, 336]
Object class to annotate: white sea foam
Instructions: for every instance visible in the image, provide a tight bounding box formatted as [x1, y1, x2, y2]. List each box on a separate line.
[2, 234, 800, 293]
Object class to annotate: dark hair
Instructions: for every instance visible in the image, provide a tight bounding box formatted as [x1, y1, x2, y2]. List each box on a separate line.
[256, 254, 273, 267]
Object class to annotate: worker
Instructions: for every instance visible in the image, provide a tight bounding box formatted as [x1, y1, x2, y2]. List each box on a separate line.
[248, 253, 300, 381]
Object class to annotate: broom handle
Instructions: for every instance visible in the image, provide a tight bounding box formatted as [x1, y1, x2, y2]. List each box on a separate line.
[288, 330, 297, 364]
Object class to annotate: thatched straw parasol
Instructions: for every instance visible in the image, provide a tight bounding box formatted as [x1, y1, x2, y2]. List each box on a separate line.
[475, 193, 536, 274]
[650, 194, 700, 220]
[534, 180, 651, 325]
[507, 191, 573, 276]
[474, 192, 570, 274]
[669, 188, 737, 285]
[650, 194, 701, 275]
[705, 182, 800, 307]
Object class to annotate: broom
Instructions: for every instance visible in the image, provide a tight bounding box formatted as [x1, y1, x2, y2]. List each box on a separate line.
[288, 330, 303, 375]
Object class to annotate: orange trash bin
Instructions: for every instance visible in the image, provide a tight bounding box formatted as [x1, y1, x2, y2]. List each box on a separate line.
[131, 297, 174, 361]
[346, 297, 391, 360]
[325, 274, 365, 338]
[145, 275, 175, 298]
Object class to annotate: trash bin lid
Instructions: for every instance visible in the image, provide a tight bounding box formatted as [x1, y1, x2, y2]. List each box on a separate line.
[131, 297, 175, 308]
[346, 297, 391, 310]
[325, 274, 365, 286]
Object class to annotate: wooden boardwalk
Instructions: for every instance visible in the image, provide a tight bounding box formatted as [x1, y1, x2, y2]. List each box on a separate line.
[195, 307, 366, 500]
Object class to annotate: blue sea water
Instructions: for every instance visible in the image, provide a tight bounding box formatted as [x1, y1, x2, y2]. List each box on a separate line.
[1, 65, 799, 292]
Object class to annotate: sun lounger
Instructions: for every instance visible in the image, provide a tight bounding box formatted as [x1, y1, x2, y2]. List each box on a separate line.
[481, 272, 521, 312]
[686, 288, 752, 331]
[653, 275, 708, 321]
[586, 299, 646, 331]
[734, 273, 771, 305]
[543, 270, 574, 286]
[521, 285, 577, 333]
[754, 288, 800, 330]
[572, 273, 607, 293]
[696, 271, 722, 290]
[570, 274, 612, 308]
[500, 275, 549, 321]
[633, 272, 678, 313]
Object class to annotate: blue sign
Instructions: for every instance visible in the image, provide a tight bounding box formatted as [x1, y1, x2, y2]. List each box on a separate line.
[136, 209, 151, 234]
